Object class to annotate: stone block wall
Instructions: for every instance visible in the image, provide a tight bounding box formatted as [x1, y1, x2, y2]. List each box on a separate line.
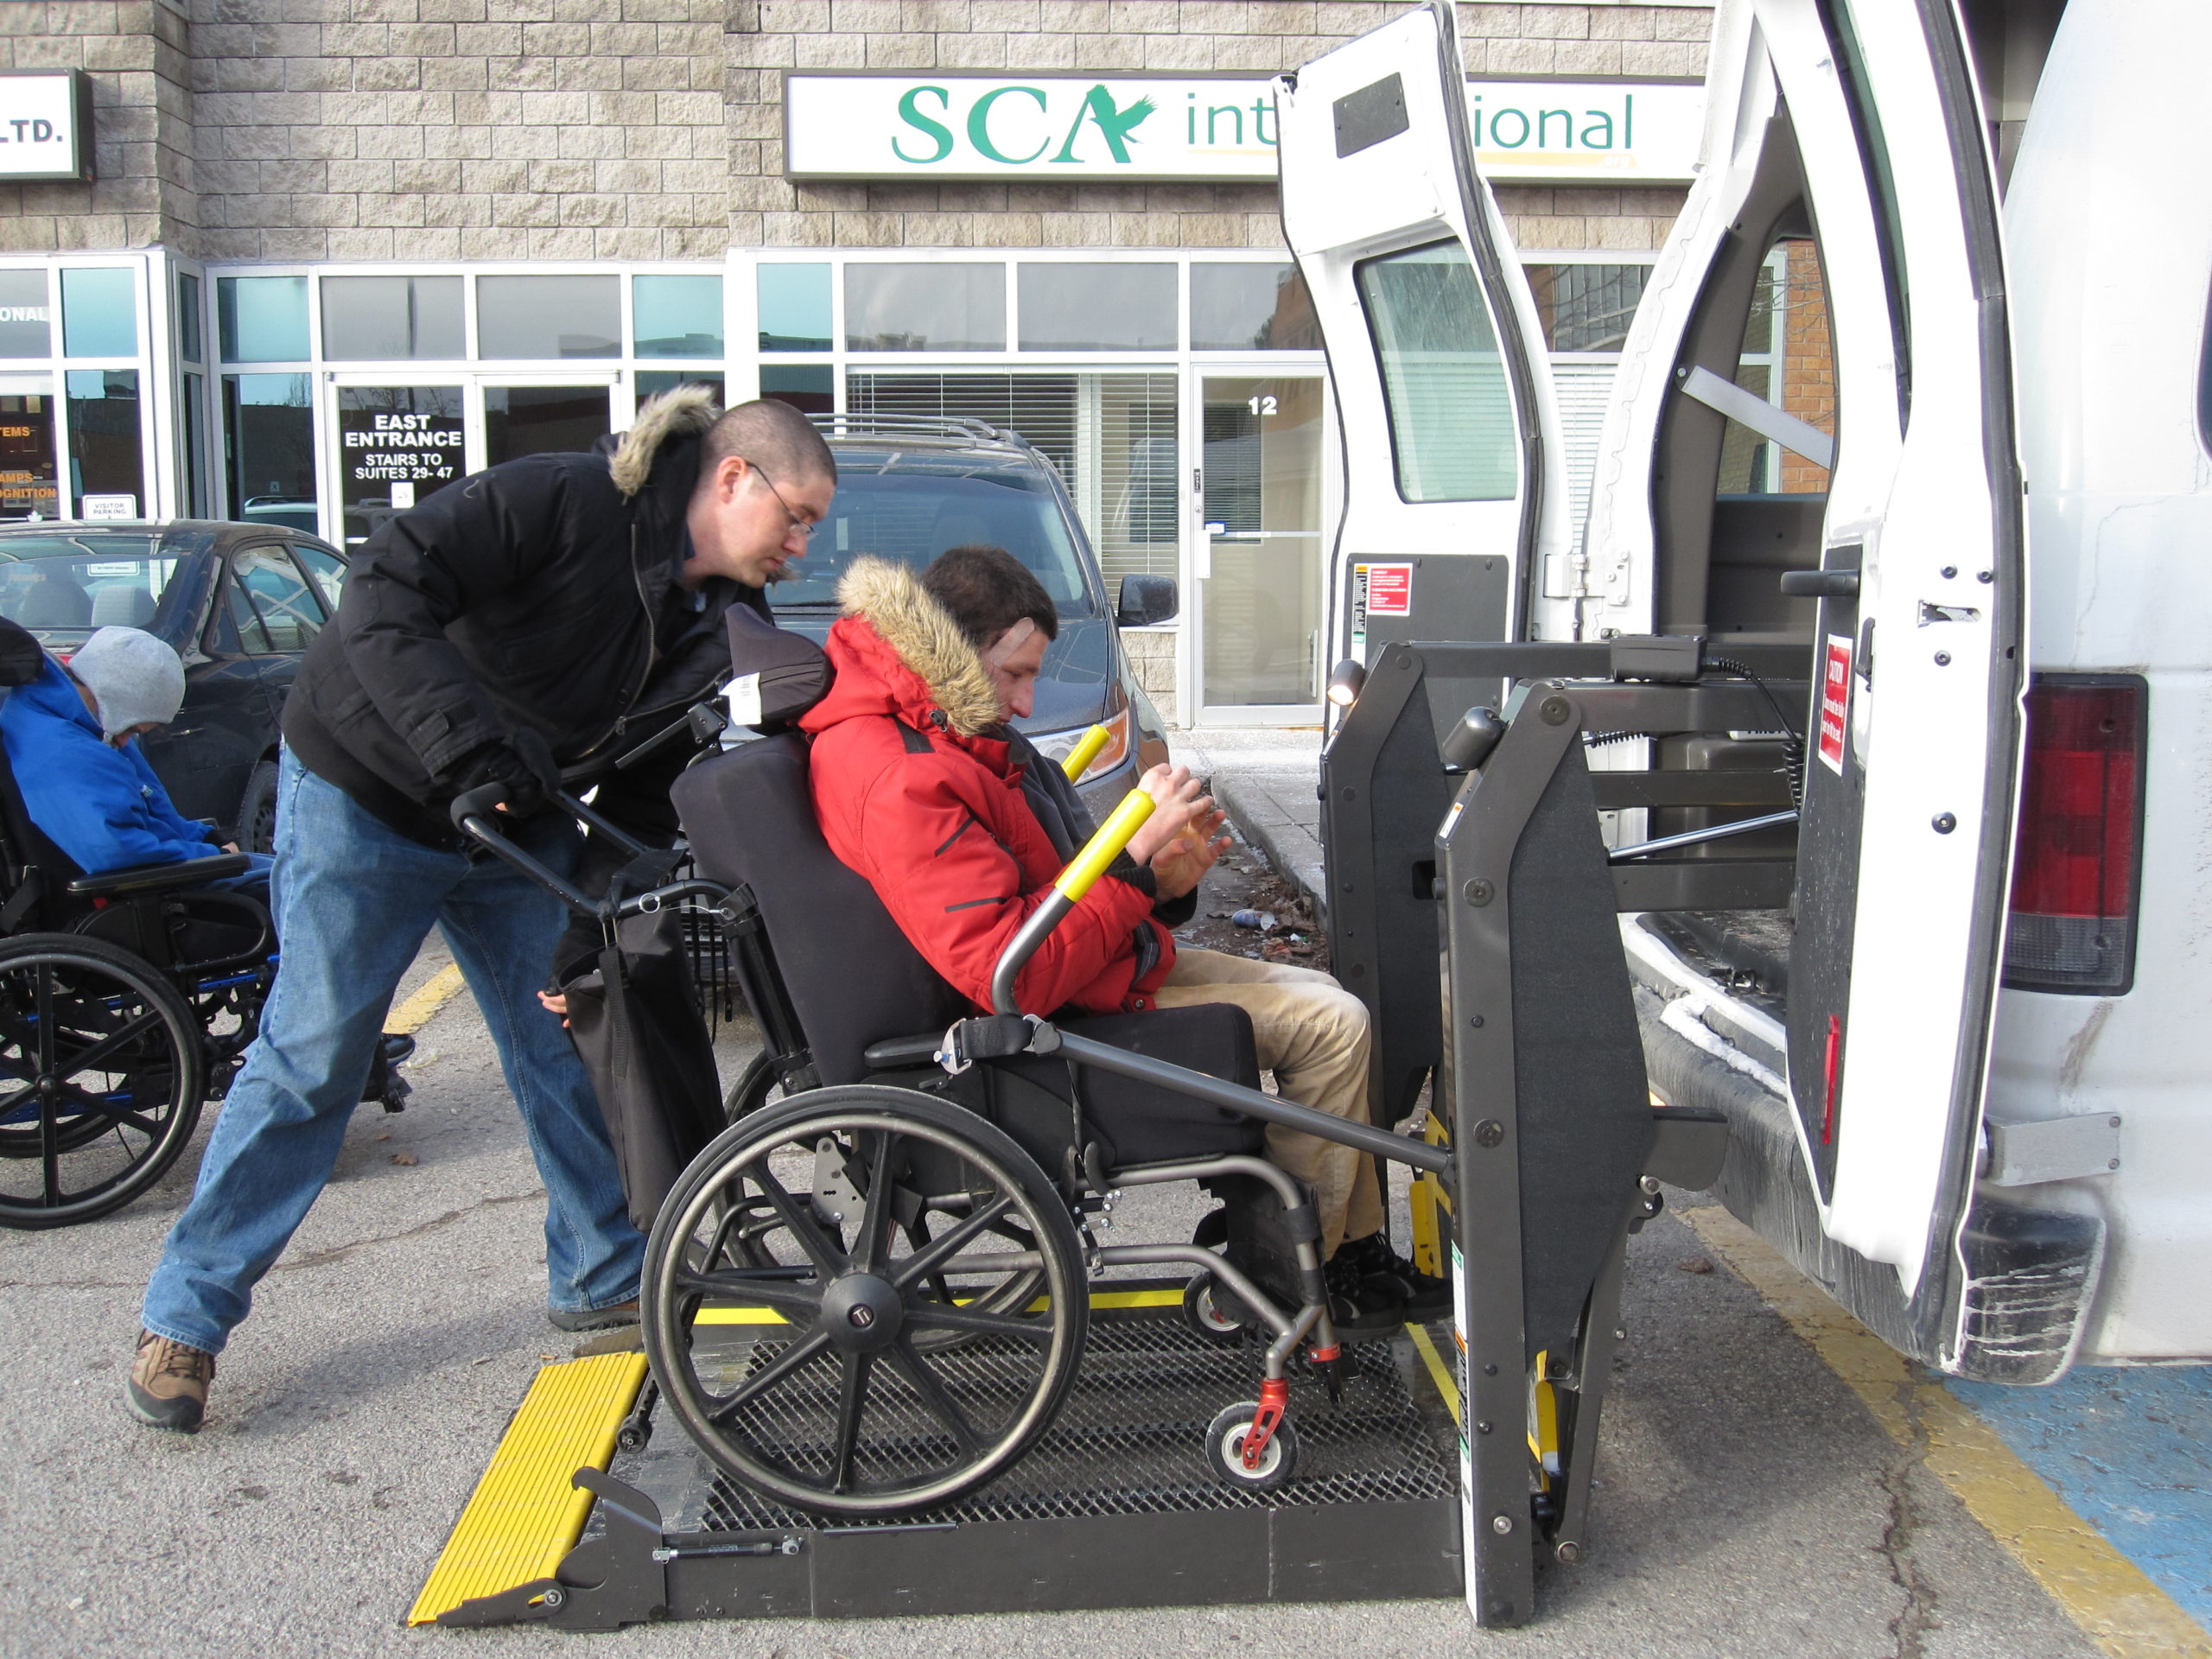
[0, 0, 1709, 261]
[0, 0, 196, 253]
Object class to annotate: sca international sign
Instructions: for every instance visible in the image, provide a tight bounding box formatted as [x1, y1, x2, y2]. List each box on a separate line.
[0, 72, 93, 185]
[784, 73, 1702, 185]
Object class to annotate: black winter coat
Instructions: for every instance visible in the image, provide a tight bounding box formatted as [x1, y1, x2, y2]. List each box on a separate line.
[283, 387, 764, 845]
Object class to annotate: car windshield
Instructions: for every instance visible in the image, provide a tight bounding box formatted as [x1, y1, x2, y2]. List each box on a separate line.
[0, 531, 184, 646]
[769, 449, 1096, 614]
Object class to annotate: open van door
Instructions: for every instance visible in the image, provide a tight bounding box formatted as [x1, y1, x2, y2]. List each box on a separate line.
[1586, 0, 2031, 1376]
[1274, 0, 1567, 680]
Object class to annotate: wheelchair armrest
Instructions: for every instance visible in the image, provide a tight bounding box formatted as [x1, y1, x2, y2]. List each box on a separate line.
[67, 853, 251, 898]
[863, 1031, 948, 1070]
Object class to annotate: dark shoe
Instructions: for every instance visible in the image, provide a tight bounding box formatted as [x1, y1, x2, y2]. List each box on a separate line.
[379, 1033, 417, 1067]
[549, 1299, 640, 1333]
[128, 1330, 213, 1433]
[1323, 1251, 1405, 1343]
[1340, 1231, 1453, 1322]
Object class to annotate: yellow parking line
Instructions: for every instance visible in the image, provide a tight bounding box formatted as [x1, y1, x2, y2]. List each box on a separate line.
[387, 962, 465, 1036]
[1407, 1323, 1461, 1423]
[1682, 1204, 2212, 1659]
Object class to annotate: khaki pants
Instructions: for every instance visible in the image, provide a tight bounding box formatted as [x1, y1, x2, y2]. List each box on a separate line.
[1151, 947, 1383, 1258]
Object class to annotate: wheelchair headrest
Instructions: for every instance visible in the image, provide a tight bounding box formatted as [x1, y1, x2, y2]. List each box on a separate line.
[724, 607, 833, 729]
[672, 733, 965, 1085]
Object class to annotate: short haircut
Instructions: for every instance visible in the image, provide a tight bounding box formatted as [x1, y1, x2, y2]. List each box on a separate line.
[702, 397, 837, 486]
[922, 545, 1059, 648]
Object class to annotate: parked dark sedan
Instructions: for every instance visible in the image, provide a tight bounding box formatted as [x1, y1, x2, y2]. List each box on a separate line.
[0, 521, 347, 851]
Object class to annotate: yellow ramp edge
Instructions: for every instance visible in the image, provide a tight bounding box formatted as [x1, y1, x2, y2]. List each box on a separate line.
[407, 1351, 648, 1627]
[694, 1285, 1183, 1325]
[1683, 1204, 2212, 1659]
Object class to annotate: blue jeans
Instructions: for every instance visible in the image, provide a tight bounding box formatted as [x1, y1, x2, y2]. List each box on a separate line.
[142, 750, 644, 1354]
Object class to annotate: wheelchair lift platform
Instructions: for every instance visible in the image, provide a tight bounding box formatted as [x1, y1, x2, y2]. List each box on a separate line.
[415, 1284, 1465, 1630]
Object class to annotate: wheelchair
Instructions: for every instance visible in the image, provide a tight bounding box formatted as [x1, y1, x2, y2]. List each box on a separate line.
[0, 748, 408, 1230]
[602, 732, 1454, 1518]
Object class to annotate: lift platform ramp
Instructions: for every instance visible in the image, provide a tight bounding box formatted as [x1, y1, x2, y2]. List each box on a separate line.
[408, 639, 1764, 1632]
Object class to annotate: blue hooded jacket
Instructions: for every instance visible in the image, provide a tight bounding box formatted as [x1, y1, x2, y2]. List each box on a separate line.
[0, 655, 218, 874]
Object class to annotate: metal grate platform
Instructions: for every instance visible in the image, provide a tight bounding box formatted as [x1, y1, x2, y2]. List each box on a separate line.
[683, 1315, 1455, 1532]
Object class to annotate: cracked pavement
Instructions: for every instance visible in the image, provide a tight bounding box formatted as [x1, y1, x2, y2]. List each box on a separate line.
[0, 933, 2102, 1658]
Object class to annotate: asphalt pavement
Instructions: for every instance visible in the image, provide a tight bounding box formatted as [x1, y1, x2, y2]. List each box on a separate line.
[0, 924, 2107, 1658]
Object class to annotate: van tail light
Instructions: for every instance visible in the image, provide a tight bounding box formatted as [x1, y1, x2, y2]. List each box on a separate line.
[2002, 676, 2146, 995]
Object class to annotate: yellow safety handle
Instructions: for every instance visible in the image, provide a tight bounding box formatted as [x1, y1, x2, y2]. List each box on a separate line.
[1060, 722, 1112, 783]
[1053, 788, 1155, 902]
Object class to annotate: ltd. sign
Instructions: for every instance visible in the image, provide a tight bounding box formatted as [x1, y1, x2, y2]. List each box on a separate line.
[783, 73, 1701, 184]
[0, 72, 92, 184]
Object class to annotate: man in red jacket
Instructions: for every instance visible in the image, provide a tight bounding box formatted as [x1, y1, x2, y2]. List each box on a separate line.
[803, 545, 1446, 1336]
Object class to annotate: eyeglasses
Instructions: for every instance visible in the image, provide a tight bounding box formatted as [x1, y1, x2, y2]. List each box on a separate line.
[742, 459, 817, 542]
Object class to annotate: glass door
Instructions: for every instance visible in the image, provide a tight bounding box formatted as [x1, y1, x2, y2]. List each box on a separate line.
[478, 376, 617, 469]
[326, 378, 467, 550]
[1195, 373, 1325, 716]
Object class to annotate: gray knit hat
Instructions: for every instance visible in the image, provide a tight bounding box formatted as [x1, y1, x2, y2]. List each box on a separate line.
[69, 626, 186, 740]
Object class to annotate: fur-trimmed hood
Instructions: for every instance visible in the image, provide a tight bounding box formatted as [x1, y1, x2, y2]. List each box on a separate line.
[803, 556, 1001, 740]
[608, 384, 721, 499]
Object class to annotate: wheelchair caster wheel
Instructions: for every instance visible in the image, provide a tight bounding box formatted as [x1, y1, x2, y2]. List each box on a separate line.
[614, 1421, 651, 1454]
[1181, 1273, 1249, 1345]
[1204, 1402, 1298, 1492]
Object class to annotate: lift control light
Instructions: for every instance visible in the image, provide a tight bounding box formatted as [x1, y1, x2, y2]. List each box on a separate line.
[2003, 676, 2146, 995]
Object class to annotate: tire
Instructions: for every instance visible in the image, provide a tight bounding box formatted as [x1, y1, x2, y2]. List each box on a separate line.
[644, 1084, 1087, 1517]
[1180, 1271, 1249, 1346]
[721, 1052, 780, 1123]
[238, 759, 280, 855]
[1204, 1402, 1300, 1493]
[0, 934, 206, 1229]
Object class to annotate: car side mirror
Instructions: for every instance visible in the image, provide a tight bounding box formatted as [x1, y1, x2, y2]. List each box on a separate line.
[1116, 575, 1178, 628]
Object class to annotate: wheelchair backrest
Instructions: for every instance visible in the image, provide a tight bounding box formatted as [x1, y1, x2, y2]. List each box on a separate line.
[672, 734, 968, 1085]
[0, 721, 86, 932]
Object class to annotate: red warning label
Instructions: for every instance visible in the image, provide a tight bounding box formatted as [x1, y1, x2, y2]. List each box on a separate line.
[1818, 634, 1852, 774]
[1364, 563, 1412, 616]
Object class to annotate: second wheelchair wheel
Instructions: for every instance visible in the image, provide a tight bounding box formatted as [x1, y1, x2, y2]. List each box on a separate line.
[0, 934, 207, 1230]
[644, 1084, 1088, 1516]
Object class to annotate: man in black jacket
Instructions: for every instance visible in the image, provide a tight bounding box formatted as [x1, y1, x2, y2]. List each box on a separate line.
[129, 391, 836, 1433]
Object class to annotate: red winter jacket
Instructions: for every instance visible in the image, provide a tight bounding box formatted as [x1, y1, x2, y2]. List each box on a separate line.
[801, 557, 1174, 1016]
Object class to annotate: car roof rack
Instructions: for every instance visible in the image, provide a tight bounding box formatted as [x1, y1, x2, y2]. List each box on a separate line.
[805, 412, 1033, 450]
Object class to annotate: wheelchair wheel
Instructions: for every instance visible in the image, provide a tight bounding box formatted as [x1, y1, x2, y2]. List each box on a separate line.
[1205, 1402, 1300, 1493]
[0, 934, 206, 1230]
[644, 1084, 1087, 1516]
[1181, 1271, 1250, 1346]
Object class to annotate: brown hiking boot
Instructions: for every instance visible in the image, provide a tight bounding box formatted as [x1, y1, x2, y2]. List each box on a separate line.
[128, 1330, 214, 1433]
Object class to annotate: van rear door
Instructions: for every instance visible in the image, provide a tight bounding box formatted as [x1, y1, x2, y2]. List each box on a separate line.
[1274, 0, 1566, 675]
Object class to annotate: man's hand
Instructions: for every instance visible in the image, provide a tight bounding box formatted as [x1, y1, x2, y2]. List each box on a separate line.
[1149, 806, 1230, 900]
[443, 728, 563, 819]
[1125, 765, 1207, 866]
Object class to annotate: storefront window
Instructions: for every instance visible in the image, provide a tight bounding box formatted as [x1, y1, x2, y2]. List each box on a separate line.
[1190, 264, 1320, 351]
[336, 385, 464, 545]
[633, 274, 723, 358]
[60, 268, 137, 359]
[759, 264, 831, 352]
[321, 275, 464, 361]
[760, 365, 830, 414]
[1357, 242, 1517, 503]
[638, 370, 726, 407]
[475, 275, 620, 359]
[0, 385, 59, 519]
[1524, 264, 1649, 353]
[219, 276, 310, 364]
[65, 369, 143, 517]
[484, 385, 610, 467]
[175, 272, 201, 364]
[0, 270, 52, 359]
[1017, 264, 1175, 352]
[223, 372, 316, 531]
[846, 264, 1004, 352]
[181, 371, 208, 518]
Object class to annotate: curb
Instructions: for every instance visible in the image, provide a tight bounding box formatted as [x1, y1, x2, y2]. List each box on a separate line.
[1210, 772, 1328, 921]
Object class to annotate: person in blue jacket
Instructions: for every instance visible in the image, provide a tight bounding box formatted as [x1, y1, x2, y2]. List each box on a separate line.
[0, 624, 269, 891]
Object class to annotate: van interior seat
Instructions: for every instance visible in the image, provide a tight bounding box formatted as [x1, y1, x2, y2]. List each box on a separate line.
[91, 585, 157, 628]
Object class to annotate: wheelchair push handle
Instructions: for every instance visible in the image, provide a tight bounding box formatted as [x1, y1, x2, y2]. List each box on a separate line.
[991, 786, 1155, 1015]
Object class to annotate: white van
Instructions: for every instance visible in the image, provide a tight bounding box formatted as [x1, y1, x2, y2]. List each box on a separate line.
[1280, 0, 2201, 1382]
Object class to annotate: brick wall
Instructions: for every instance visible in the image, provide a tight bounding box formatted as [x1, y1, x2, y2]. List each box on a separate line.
[1777, 237, 1834, 495]
[0, 0, 196, 253]
[0, 0, 1709, 260]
